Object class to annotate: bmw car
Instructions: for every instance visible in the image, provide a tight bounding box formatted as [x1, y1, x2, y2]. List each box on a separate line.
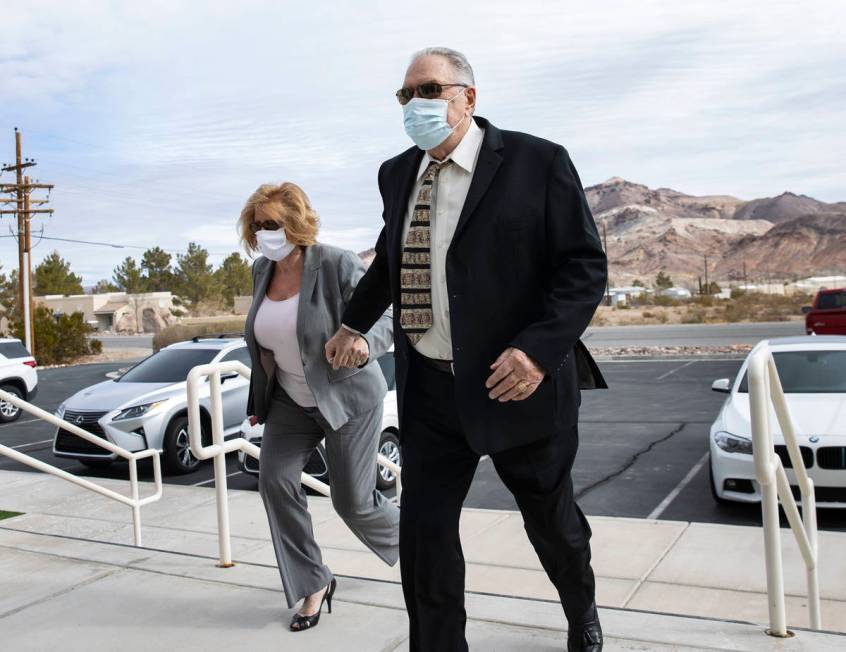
[709, 336, 846, 507]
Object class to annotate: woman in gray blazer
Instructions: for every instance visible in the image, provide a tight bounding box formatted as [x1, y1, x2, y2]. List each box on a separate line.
[239, 182, 398, 632]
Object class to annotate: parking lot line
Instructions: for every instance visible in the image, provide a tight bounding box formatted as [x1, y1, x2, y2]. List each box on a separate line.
[193, 470, 243, 487]
[655, 360, 697, 380]
[0, 418, 42, 428]
[646, 451, 709, 520]
[10, 438, 54, 450]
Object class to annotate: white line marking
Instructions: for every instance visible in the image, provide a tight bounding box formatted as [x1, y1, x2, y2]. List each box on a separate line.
[10, 438, 53, 450]
[0, 418, 42, 428]
[647, 451, 710, 520]
[655, 360, 697, 380]
[193, 471, 243, 486]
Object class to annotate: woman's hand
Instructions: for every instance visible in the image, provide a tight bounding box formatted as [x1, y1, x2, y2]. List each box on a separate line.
[325, 328, 369, 369]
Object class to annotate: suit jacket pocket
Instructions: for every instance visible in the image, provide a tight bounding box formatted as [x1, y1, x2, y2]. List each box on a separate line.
[327, 365, 364, 384]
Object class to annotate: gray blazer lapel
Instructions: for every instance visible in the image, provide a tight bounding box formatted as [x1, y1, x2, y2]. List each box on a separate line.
[246, 257, 273, 348]
[296, 244, 322, 346]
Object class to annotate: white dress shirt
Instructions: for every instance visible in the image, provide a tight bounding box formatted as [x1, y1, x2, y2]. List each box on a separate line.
[402, 118, 485, 360]
[342, 118, 484, 360]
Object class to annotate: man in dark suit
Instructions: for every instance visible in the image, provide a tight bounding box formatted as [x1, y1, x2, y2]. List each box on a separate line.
[325, 46, 607, 651]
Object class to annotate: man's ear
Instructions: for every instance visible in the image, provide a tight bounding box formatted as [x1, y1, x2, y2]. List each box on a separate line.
[465, 87, 477, 113]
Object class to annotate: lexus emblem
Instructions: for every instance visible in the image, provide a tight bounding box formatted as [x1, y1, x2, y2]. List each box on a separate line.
[809, 436, 820, 443]
[75, 415, 85, 425]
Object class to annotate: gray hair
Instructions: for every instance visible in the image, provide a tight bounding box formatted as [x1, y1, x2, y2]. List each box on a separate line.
[410, 47, 475, 86]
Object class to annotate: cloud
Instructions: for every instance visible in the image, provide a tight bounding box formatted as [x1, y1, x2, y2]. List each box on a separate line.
[1, 0, 844, 283]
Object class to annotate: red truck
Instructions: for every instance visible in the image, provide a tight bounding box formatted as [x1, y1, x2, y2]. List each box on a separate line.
[804, 288, 846, 335]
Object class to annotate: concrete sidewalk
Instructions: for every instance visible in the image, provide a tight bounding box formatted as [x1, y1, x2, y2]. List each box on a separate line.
[1, 469, 845, 650]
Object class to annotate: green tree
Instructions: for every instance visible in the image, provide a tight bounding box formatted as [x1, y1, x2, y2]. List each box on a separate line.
[93, 279, 119, 294]
[141, 246, 174, 291]
[214, 253, 252, 308]
[112, 257, 146, 293]
[632, 279, 645, 287]
[11, 305, 100, 365]
[175, 242, 214, 306]
[654, 271, 673, 290]
[33, 251, 83, 296]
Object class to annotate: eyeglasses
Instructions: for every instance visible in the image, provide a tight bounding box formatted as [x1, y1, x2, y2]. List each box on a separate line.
[395, 82, 468, 105]
[249, 220, 282, 234]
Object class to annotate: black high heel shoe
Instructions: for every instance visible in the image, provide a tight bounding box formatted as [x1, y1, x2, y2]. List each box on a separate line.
[289, 577, 336, 632]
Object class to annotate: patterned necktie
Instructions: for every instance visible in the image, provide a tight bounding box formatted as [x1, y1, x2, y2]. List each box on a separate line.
[400, 160, 451, 345]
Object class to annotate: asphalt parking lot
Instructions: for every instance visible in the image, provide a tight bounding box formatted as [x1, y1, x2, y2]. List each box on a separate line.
[1, 355, 844, 532]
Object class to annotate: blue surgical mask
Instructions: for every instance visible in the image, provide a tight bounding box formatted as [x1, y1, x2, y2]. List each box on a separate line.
[402, 90, 467, 151]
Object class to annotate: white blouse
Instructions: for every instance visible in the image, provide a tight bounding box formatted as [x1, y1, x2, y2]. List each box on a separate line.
[253, 293, 317, 408]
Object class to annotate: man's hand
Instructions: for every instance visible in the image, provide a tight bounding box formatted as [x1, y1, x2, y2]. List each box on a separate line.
[485, 347, 546, 402]
[325, 328, 369, 369]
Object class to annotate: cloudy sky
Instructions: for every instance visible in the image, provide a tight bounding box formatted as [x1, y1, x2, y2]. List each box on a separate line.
[1, 1, 843, 285]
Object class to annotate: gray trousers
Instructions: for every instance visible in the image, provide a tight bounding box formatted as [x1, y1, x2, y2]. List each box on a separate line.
[258, 384, 400, 608]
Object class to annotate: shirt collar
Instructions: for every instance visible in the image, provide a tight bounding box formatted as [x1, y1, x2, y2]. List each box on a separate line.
[417, 117, 484, 180]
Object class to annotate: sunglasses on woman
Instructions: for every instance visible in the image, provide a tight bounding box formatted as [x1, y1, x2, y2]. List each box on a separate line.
[249, 220, 282, 234]
[395, 82, 468, 105]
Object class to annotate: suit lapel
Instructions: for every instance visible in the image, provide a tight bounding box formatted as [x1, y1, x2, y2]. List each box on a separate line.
[389, 148, 425, 258]
[246, 257, 273, 344]
[450, 120, 503, 248]
[296, 244, 321, 344]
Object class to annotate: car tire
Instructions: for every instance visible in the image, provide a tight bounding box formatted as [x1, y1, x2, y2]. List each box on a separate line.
[163, 416, 205, 475]
[80, 459, 113, 470]
[376, 430, 401, 491]
[0, 384, 23, 423]
[709, 455, 730, 506]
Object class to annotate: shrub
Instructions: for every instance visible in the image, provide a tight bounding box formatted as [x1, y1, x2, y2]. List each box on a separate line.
[682, 308, 706, 324]
[153, 318, 246, 352]
[13, 306, 101, 365]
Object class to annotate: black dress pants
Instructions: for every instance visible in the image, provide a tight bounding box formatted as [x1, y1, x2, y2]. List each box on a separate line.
[399, 349, 596, 652]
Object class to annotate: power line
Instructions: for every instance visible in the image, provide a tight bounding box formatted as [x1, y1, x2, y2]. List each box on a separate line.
[0, 233, 236, 256]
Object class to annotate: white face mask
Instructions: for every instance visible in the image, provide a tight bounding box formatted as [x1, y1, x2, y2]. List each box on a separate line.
[255, 229, 296, 261]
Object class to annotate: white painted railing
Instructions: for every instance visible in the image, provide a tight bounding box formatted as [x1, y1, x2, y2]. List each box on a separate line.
[186, 360, 401, 568]
[0, 388, 162, 546]
[748, 344, 820, 636]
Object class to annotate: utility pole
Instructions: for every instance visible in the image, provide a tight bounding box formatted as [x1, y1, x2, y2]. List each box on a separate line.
[601, 220, 611, 306]
[1, 129, 54, 355]
[703, 254, 709, 295]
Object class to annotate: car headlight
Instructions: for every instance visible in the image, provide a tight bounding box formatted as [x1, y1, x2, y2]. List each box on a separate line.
[112, 400, 167, 421]
[714, 431, 753, 455]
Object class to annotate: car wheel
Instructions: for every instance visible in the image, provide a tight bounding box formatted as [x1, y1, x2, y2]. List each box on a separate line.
[376, 430, 401, 491]
[163, 416, 204, 475]
[0, 384, 23, 423]
[80, 459, 113, 470]
[709, 455, 730, 506]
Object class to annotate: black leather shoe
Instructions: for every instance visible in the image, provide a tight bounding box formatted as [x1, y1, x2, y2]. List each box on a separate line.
[567, 617, 603, 651]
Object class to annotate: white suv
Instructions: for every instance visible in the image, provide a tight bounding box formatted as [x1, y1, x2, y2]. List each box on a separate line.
[0, 338, 38, 422]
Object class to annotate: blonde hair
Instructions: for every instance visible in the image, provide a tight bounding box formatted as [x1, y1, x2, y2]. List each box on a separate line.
[238, 182, 320, 253]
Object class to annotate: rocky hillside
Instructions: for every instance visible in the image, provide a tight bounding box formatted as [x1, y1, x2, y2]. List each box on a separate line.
[586, 178, 846, 286]
[357, 177, 846, 287]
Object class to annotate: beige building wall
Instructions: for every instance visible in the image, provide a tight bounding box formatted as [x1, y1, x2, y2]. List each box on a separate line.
[233, 296, 252, 315]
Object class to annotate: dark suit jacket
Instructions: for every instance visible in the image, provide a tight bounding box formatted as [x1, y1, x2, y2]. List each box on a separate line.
[342, 117, 607, 454]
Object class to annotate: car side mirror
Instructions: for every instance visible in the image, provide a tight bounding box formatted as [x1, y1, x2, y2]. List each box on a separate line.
[711, 378, 732, 393]
[801, 306, 812, 314]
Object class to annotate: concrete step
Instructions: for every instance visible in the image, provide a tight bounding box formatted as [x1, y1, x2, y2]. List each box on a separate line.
[1, 525, 844, 651]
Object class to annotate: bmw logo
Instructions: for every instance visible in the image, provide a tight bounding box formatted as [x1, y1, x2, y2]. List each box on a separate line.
[809, 436, 820, 444]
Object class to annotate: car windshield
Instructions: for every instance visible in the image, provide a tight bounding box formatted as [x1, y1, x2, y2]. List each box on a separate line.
[738, 350, 846, 394]
[118, 348, 218, 383]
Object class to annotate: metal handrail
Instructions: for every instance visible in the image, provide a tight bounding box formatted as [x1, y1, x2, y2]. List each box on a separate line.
[186, 360, 402, 568]
[747, 343, 821, 636]
[0, 388, 163, 546]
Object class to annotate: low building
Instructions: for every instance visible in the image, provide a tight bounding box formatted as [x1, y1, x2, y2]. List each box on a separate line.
[36, 291, 177, 333]
[233, 295, 252, 315]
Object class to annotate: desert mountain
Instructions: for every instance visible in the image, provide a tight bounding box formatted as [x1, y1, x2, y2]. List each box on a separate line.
[357, 177, 845, 288]
[586, 178, 846, 286]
